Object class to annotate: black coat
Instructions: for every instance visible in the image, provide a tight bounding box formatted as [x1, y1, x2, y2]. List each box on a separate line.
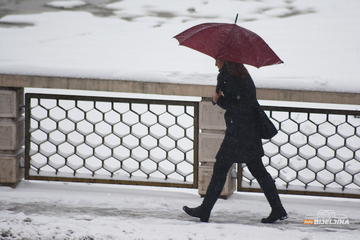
[215, 66, 264, 163]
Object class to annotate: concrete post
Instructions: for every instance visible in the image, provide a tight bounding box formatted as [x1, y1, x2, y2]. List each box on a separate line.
[0, 87, 24, 187]
[198, 99, 236, 198]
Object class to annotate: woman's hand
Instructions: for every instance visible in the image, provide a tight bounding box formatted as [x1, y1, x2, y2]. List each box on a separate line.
[213, 89, 222, 104]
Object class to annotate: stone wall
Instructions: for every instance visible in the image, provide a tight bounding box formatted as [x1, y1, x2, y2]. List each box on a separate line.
[0, 87, 24, 187]
[198, 100, 236, 198]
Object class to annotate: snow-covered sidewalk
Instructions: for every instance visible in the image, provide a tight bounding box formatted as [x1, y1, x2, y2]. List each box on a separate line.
[1, 180, 359, 239]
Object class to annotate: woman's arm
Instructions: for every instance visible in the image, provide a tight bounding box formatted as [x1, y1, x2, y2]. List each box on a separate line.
[216, 95, 233, 110]
[213, 90, 222, 104]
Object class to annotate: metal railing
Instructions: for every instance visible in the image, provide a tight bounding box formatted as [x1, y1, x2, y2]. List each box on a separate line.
[239, 106, 360, 197]
[24, 92, 360, 197]
[25, 93, 199, 188]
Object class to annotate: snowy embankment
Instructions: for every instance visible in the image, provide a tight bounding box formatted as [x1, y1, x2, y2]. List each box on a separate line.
[0, 0, 360, 93]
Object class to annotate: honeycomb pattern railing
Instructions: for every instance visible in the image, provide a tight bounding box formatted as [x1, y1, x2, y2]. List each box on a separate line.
[25, 93, 199, 188]
[25, 92, 360, 197]
[240, 106, 360, 196]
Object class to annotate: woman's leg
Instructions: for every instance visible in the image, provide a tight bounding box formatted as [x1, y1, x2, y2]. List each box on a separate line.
[183, 158, 234, 222]
[246, 159, 287, 223]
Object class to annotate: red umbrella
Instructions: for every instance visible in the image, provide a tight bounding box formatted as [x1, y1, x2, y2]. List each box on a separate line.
[174, 22, 283, 68]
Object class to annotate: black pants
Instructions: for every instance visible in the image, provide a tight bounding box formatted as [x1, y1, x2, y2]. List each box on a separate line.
[210, 158, 270, 191]
[201, 158, 274, 211]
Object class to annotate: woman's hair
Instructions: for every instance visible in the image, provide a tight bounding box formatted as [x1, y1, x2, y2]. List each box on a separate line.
[225, 61, 248, 78]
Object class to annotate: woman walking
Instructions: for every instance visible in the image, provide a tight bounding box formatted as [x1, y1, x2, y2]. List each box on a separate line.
[183, 60, 287, 223]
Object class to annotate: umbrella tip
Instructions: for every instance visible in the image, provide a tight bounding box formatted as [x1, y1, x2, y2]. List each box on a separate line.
[234, 13, 238, 24]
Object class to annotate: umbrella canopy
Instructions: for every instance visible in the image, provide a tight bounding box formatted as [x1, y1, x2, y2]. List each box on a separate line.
[174, 23, 283, 68]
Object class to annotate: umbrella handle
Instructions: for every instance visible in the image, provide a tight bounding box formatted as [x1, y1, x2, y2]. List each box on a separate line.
[234, 13, 238, 24]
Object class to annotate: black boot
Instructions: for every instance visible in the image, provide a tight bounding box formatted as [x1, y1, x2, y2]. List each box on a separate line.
[261, 206, 287, 223]
[182, 206, 210, 222]
[183, 161, 230, 222]
[257, 174, 288, 223]
[182, 179, 221, 222]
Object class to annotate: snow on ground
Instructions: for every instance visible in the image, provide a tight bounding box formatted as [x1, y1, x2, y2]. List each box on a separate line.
[1, 180, 360, 240]
[0, 0, 360, 93]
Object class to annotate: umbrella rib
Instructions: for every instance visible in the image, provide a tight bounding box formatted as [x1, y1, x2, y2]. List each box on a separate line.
[248, 34, 260, 68]
[214, 24, 236, 60]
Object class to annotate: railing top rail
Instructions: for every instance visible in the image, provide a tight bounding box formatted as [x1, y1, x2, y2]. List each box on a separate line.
[261, 105, 360, 116]
[27, 93, 199, 106]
